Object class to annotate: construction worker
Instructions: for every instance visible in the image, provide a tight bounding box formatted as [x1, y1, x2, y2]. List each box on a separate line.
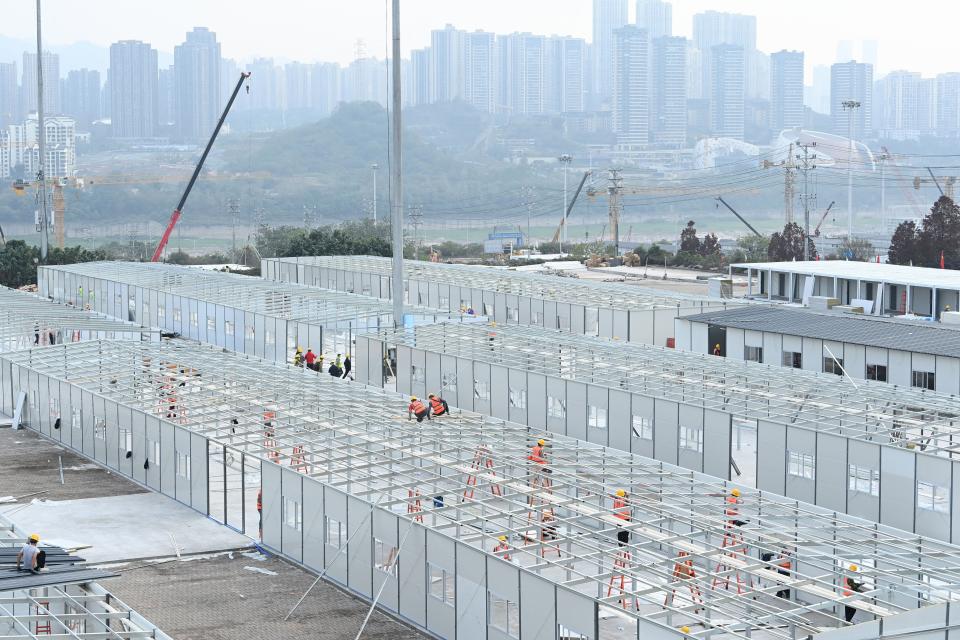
[304, 348, 317, 371]
[842, 564, 865, 623]
[257, 489, 263, 540]
[33, 322, 39, 345]
[428, 393, 449, 417]
[408, 396, 430, 422]
[328, 359, 342, 377]
[762, 547, 792, 599]
[712, 343, 722, 356]
[726, 488, 746, 527]
[16, 534, 43, 573]
[493, 535, 511, 561]
[613, 489, 631, 546]
[528, 438, 547, 465]
[293, 346, 304, 367]
[341, 354, 352, 379]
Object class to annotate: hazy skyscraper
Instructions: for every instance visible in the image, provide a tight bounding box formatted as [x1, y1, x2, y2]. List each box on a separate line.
[805, 64, 830, 114]
[592, 0, 629, 103]
[546, 36, 586, 114]
[174, 27, 222, 140]
[463, 31, 496, 113]
[693, 11, 755, 119]
[309, 62, 341, 116]
[650, 35, 687, 146]
[710, 44, 745, 139]
[830, 60, 872, 137]
[937, 73, 960, 137]
[612, 25, 649, 147]
[158, 66, 174, 127]
[497, 33, 546, 115]
[285, 62, 312, 111]
[246, 58, 282, 111]
[770, 50, 804, 132]
[875, 70, 934, 138]
[109, 41, 158, 138]
[22, 51, 60, 114]
[0, 62, 18, 125]
[636, 0, 672, 39]
[430, 24, 464, 103]
[62, 69, 101, 127]
[409, 48, 430, 107]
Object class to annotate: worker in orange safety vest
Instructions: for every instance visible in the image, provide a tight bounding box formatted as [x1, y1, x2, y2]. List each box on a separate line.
[493, 535, 511, 561]
[408, 396, 430, 422]
[841, 564, 865, 623]
[428, 393, 449, 417]
[613, 489, 631, 546]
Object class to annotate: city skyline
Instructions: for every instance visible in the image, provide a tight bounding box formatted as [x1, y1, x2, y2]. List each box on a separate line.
[0, 0, 958, 78]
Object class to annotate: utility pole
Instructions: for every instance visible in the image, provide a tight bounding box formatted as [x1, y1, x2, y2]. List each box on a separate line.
[842, 99, 861, 238]
[522, 185, 536, 250]
[607, 168, 623, 256]
[34, 0, 49, 260]
[797, 142, 818, 261]
[408, 204, 423, 260]
[371, 163, 379, 223]
[227, 198, 240, 257]
[389, 0, 404, 327]
[762, 143, 795, 224]
[877, 149, 889, 235]
[558, 154, 572, 252]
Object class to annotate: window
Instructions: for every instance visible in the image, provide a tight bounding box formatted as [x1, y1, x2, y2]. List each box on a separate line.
[147, 438, 161, 467]
[787, 451, 815, 479]
[265, 329, 275, 346]
[173, 307, 182, 322]
[176, 451, 191, 479]
[374, 538, 398, 575]
[71, 407, 81, 431]
[866, 364, 888, 382]
[325, 516, 343, 548]
[483, 303, 493, 316]
[507, 306, 519, 322]
[744, 345, 763, 362]
[93, 416, 106, 441]
[782, 351, 802, 368]
[428, 563, 454, 606]
[823, 357, 844, 376]
[558, 625, 589, 640]
[918, 481, 950, 513]
[224, 321, 234, 336]
[632, 415, 652, 440]
[848, 465, 879, 496]
[547, 396, 566, 419]
[912, 370, 936, 391]
[439, 295, 449, 308]
[509, 387, 527, 409]
[585, 309, 599, 335]
[142, 302, 150, 319]
[488, 591, 519, 638]
[532, 311, 542, 325]
[283, 497, 302, 530]
[441, 373, 457, 395]
[157, 305, 165, 322]
[207, 316, 215, 332]
[115, 293, 123, 306]
[119, 428, 132, 457]
[588, 405, 607, 429]
[474, 380, 490, 401]
[411, 365, 425, 383]
[189, 311, 198, 327]
[48, 397, 60, 422]
[245, 325, 255, 341]
[679, 425, 703, 452]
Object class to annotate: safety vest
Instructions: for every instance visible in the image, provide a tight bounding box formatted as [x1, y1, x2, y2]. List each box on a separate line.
[493, 542, 511, 560]
[725, 496, 740, 517]
[257, 490, 262, 513]
[528, 445, 546, 464]
[713, 346, 721, 356]
[305, 351, 316, 365]
[777, 557, 792, 571]
[430, 397, 445, 414]
[410, 400, 427, 414]
[613, 496, 630, 521]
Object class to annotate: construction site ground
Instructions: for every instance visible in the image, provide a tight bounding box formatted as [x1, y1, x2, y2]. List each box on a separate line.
[0, 423, 426, 639]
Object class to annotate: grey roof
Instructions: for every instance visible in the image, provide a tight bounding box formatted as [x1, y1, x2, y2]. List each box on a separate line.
[683, 305, 960, 358]
[0, 566, 119, 592]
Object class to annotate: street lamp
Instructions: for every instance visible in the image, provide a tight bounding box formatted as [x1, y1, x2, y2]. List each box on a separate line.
[842, 99, 861, 238]
[558, 154, 573, 253]
[371, 163, 379, 223]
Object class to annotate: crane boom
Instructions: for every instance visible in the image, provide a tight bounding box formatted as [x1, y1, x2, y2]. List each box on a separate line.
[551, 170, 591, 243]
[151, 71, 251, 262]
[813, 201, 836, 237]
[715, 196, 762, 237]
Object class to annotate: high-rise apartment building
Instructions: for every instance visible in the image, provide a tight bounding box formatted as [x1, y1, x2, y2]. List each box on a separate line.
[158, 66, 174, 127]
[650, 35, 687, 146]
[62, 69, 100, 128]
[22, 51, 60, 114]
[430, 24, 464, 103]
[710, 44, 745, 139]
[109, 41, 158, 138]
[24, 114, 76, 177]
[0, 62, 18, 125]
[830, 60, 873, 137]
[310, 63, 341, 117]
[546, 36, 586, 114]
[173, 27, 222, 140]
[612, 25, 649, 147]
[497, 33, 546, 115]
[409, 49, 431, 107]
[693, 11, 755, 118]
[937, 73, 960, 137]
[635, 0, 672, 39]
[770, 50, 804, 132]
[246, 59, 282, 111]
[284, 62, 312, 111]
[592, 0, 629, 103]
[463, 31, 496, 113]
[874, 70, 936, 139]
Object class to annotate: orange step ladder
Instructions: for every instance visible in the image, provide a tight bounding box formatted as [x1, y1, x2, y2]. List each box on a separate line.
[712, 526, 750, 593]
[664, 551, 703, 612]
[607, 549, 639, 610]
[463, 445, 502, 500]
[407, 488, 424, 523]
[537, 508, 561, 558]
[34, 600, 51, 634]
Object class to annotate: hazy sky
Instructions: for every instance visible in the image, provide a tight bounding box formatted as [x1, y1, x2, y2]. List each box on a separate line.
[3, 0, 955, 77]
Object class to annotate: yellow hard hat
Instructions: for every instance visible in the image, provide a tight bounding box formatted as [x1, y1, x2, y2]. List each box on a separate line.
[498, 535, 507, 542]
[296, 346, 303, 352]
[680, 627, 691, 635]
[615, 489, 626, 497]
[28, 533, 39, 542]
[411, 396, 417, 401]
[849, 564, 858, 572]
[715, 343, 721, 348]
[730, 488, 741, 498]
[537, 439, 545, 446]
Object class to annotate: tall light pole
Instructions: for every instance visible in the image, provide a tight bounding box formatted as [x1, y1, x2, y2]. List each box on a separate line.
[842, 99, 861, 238]
[371, 163, 379, 223]
[34, 0, 49, 260]
[558, 154, 572, 253]
[389, 0, 404, 327]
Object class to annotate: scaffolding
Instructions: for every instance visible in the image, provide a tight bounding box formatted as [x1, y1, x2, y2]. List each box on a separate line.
[5, 339, 960, 639]
[0, 514, 171, 639]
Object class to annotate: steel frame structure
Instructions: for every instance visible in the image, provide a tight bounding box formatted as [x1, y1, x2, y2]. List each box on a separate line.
[0, 515, 171, 639]
[3, 339, 960, 639]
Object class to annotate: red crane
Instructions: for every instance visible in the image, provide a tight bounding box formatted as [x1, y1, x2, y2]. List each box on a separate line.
[151, 71, 251, 261]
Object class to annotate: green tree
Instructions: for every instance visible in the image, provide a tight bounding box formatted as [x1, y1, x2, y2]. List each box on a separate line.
[0, 240, 39, 288]
[700, 233, 721, 257]
[735, 235, 770, 262]
[831, 237, 875, 261]
[767, 222, 817, 261]
[887, 220, 918, 265]
[917, 196, 960, 268]
[679, 220, 700, 253]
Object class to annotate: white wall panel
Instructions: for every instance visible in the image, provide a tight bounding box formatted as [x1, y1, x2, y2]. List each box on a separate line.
[881, 447, 916, 533]
[528, 373, 547, 430]
[703, 409, 731, 480]
[653, 398, 679, 465]
[261, 463, 282, 551]
[815, 433, 847, 513]
[756, 420, 786, 495]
